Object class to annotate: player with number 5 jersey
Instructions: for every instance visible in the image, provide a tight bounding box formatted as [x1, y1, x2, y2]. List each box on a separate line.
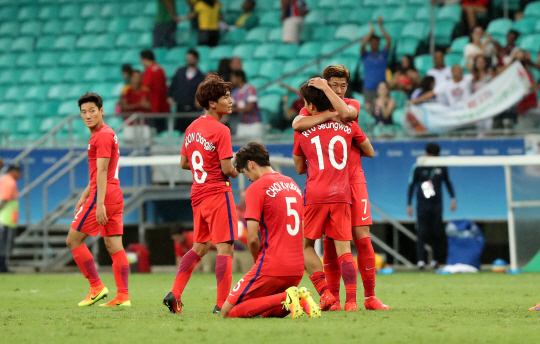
[164, 75, 239, 315]
[66, 93, 130, 308]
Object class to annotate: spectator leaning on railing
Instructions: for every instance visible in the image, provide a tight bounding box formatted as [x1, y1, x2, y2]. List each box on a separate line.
[410, 65, 472, 107]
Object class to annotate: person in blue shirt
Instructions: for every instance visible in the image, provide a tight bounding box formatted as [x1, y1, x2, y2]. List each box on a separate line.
[361, 16, 392, 113]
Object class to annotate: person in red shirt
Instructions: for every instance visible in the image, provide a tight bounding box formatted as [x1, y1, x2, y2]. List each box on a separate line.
[121, 70, 150, 116]
[163, 75, 239, 315]
[292, 65, 389, 311]
[293, 83, 374, 312]
[66, 93, 130, 307]
[140, 50, 170, 133]
[170, 226, 195, 267]
[221, 142, 318, 319]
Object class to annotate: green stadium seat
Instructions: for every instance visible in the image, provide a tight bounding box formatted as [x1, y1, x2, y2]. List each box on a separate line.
[346, 8, 372, 26]
[434, 20, 456, 46]
[47, 85, 71, 100]
[36, 36, 56, 51]
[518, 34, 540, 54]
[100, 49, 122, 65]
[84, 18, 109, 33]
[339, 0, 362, 7]
[487, 18, 512, 36]
[244, 61, 262, 79]
[59, 51, 82, 66]
[35, 101, 59, 117]
[176, 28, 197, 46]
[400, 22, 429, 40]
[102, 101, 116, 115]
[0, 7, 18, 21]
[107, 17, 130, 34]
[222, 28, 247, 45]
[39, 117, 57, 133]
[4, 86, 26, 101]
[143, 2, 157, 16]
[258, 94, 282, 121]
[390, 6, 411, 23]
[121, 2, 146, 16]
[245, 27, 270, 43]
[84, 66, 108, 83]
[92, 83, 116, 99]
[53, 35, 76, 51]
[232, 44, 257, 60]
[275, 44, 299, 60]
[66, 84, 91, 100]
[305, 10, 327, 27]
[297, 42, 322, 58]
[396, 38, 420, 59]
[267, 27, 283, 43]
[11, 37, 34, 52]
[253, 43, 279, 60]
[18, 6, 39, 21]
[363, 0, 382, 7]
[390, 90, 407, 108]
[63, 68, 86, 83]
[414, 54, 433, 77]
[0, 103, 16, 119]
[0, 22, 19, 37]
[335, 24, 362, 41]
[13, 102, 37, 118]
[19, 69, 42, 84]
[16, 118, 39, 133]
[305, 26, 336, 42]
[259, 11, 281, 27]
[524, 2, 540, 19]
[338, 43, 360, 58]
[327, 9, 350, 25]
[415, 6, 435, 21]
[38, 6, 60, 20]
[19, 21, 42, 37]
[437, 4, 461, 23]
[101, 3, 122, 18]
[282, 58, 315, 75]
[120, 49, 140, 65]
[321, 40, 348, 55]
[80, 4, 101, 19]
[512, 18, 537, 35]
[386, 0, 405, 6]
[257, 61, 285, 79]
[371, 8, 395, 22]
[164, 47, 188, 64]
[75, 34, 97, 49]
[37, 52, 61, 67]
[249, 77, 269, 88]
[0, 38, 13, 52]
[25, 85, 49, 101]
[94, 34, 117, 49]
[535, 21, 540, 34]
[209, 45, 234, 62]
[58, 101, 78, 116]
[42, 20, 64, 35]
[450, 36, 469, 54]
[444, 52, 462, 66]
[59, 4, 81, 19]
[318, 0, 338, 9]
[42, 68, 66, 84]
[381, 22, 405, 40]
[0, 54, 17, 69]
[129, 16, 154, 32]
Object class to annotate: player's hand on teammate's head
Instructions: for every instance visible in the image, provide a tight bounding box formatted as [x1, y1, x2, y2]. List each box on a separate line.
[308, 77, 328, 90]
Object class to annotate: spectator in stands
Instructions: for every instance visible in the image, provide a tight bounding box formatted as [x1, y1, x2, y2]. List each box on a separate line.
[372, 82, 396, 126]
[410, 76, 436, 103]
[122, 64, 133, 84]
[499, 30, 520, 66]
[230, 70, 263, 137]
[0, 163, 21, 273]
[472, 54, 494, 131]
[230, 57, 243, 72]
[410, 65, 473, 107]
[153, 0, 180, 48]
[183, 0, 222, 47]
[281, 0, 309, 44]
[464, 26, 494, 71]
[361, 17, 392, 113]
[390, 55, 418, 93]
[217, 58, 232, 82]
[140, 50, 170, 133]
[462, 0, 489, 31]
[235, 0, 259, 30]
[427, 50, 452, 104]
[121, 70, 150, 114]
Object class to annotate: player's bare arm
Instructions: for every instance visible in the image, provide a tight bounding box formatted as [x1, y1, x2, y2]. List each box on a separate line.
[246, 219, 260, 262]
[308, 78, 358, 121]
[355, 138, 375, 158]
[293, 154, 307, 175]
[292, 111, 345, 132]
[180, 154, 190, 170]
[74, 183, 91, 216]
[220, 158, 239, 178]
[96, 157, 110, 226]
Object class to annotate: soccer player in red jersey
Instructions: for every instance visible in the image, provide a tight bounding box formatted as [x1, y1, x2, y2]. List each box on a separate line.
[293, 83, 374, 312]
[292, 66, 389, 311]
[163, 75, 239, 314]
[221, 142, 319, 319]
[66, 93, 130, 307]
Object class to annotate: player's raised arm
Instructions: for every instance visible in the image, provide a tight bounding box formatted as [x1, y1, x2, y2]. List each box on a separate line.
[292, 112, 342, 132]
[246, 219, 260, 262]
[308, 78, 358, 121]
[180, 154, 190, 170]
[96, 157, 110, 226]
[220, 158, 239, 178]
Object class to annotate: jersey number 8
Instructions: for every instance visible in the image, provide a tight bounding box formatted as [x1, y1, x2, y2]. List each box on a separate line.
[192, 150, 207, 183]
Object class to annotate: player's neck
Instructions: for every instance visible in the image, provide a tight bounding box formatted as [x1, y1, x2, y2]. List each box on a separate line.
[89, 121, 104, 134]
[251, 166, 275, 181]
[205, 110, 221, 121]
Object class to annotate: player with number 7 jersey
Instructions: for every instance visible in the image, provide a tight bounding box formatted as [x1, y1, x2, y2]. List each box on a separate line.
[163, 75, 239, 315]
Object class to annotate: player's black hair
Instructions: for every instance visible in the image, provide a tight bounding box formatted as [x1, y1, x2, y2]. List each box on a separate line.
[507, 29, 519, 39]
[122, 63, 133, 75]
[231, 70, 246, 82]
[78, 92, 103, 109]
[426, 142, 441, 156]
[140, 49, 155, 61]
[300, 83, 332, 112]
[187, 48, 200, 60]
[234, 142, 271, 172]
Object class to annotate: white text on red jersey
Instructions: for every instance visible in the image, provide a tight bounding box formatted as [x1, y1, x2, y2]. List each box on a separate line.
[266, 181, 302, 198]
[184, 132, 216, 152]
[301, 122, 352, 137]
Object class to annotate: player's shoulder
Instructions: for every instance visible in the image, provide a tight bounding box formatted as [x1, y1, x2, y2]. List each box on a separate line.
[343, 97, 360, 107]
[94, 124, 116, 140]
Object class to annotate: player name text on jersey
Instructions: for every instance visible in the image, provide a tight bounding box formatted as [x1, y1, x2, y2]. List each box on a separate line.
[266, 181, 303, 198]
[301, 121, 352, 137]
[184, 132, 216, 152]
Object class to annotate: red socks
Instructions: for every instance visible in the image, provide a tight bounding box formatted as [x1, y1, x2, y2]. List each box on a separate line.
[215, 255, 233, 308]
[309, 271, 329, 296]
[339, 252, 357, 303]
[323, 238, 341, 302]
[355, 237, 376, 298]
[228, 293, 286, 318]
[172, 249, 201, 299]
[111, 249, 130, 296]
[71, 244, 102, 288]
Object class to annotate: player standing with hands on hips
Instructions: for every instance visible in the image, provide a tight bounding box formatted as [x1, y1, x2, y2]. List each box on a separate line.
[66, 93, 130, 307]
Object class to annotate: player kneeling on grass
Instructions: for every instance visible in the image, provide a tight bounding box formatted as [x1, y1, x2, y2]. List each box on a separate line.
[163, 75, 239, 315]
[221, 142, 320, 319]
[293, 83, 374, 312]
[66, 93, 130, 307]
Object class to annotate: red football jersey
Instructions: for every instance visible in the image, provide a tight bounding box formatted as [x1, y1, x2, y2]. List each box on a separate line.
[87, 124, 123, 204]
[298, 98, 366, 184]
[174, 231, 194, 258]
[181, 115, 233, 206]
[244, 172, 304, 277]
[142, 62, 170, 113]
[293, 116, 366, 205]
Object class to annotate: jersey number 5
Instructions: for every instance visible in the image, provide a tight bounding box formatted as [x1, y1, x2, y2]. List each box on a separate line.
[192, 150, 208, 183]
[285, 197, 300, 236]
[310, 135, 348, 170]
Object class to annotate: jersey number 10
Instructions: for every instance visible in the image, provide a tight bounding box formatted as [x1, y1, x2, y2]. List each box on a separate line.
[311, 135, 348, 170]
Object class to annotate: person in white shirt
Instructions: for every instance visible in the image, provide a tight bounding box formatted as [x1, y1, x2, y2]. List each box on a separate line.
[464, 26, 494, 71]
[427, 50, 452, 104]
[410, 65, 473, 107]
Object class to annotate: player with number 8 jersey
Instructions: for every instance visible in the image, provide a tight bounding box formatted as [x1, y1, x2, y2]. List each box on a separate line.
[163, 75, 239, 315]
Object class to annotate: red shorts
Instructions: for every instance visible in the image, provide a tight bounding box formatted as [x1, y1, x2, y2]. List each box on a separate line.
[304, 203, 352, 241]
[71, 199, 123, 237]
[462, 0, 488, 7]
[226, 267, 302, 306]
[193, 191, 238, 244]
[351, 183, 373, 227]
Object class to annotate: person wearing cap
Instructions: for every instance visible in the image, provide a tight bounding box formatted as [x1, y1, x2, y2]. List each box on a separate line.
[407, 143, 456, 270]
[0, 163, 21, 272]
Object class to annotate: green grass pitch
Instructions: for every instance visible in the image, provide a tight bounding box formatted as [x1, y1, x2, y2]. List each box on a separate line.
[1, 272, 539, 343]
